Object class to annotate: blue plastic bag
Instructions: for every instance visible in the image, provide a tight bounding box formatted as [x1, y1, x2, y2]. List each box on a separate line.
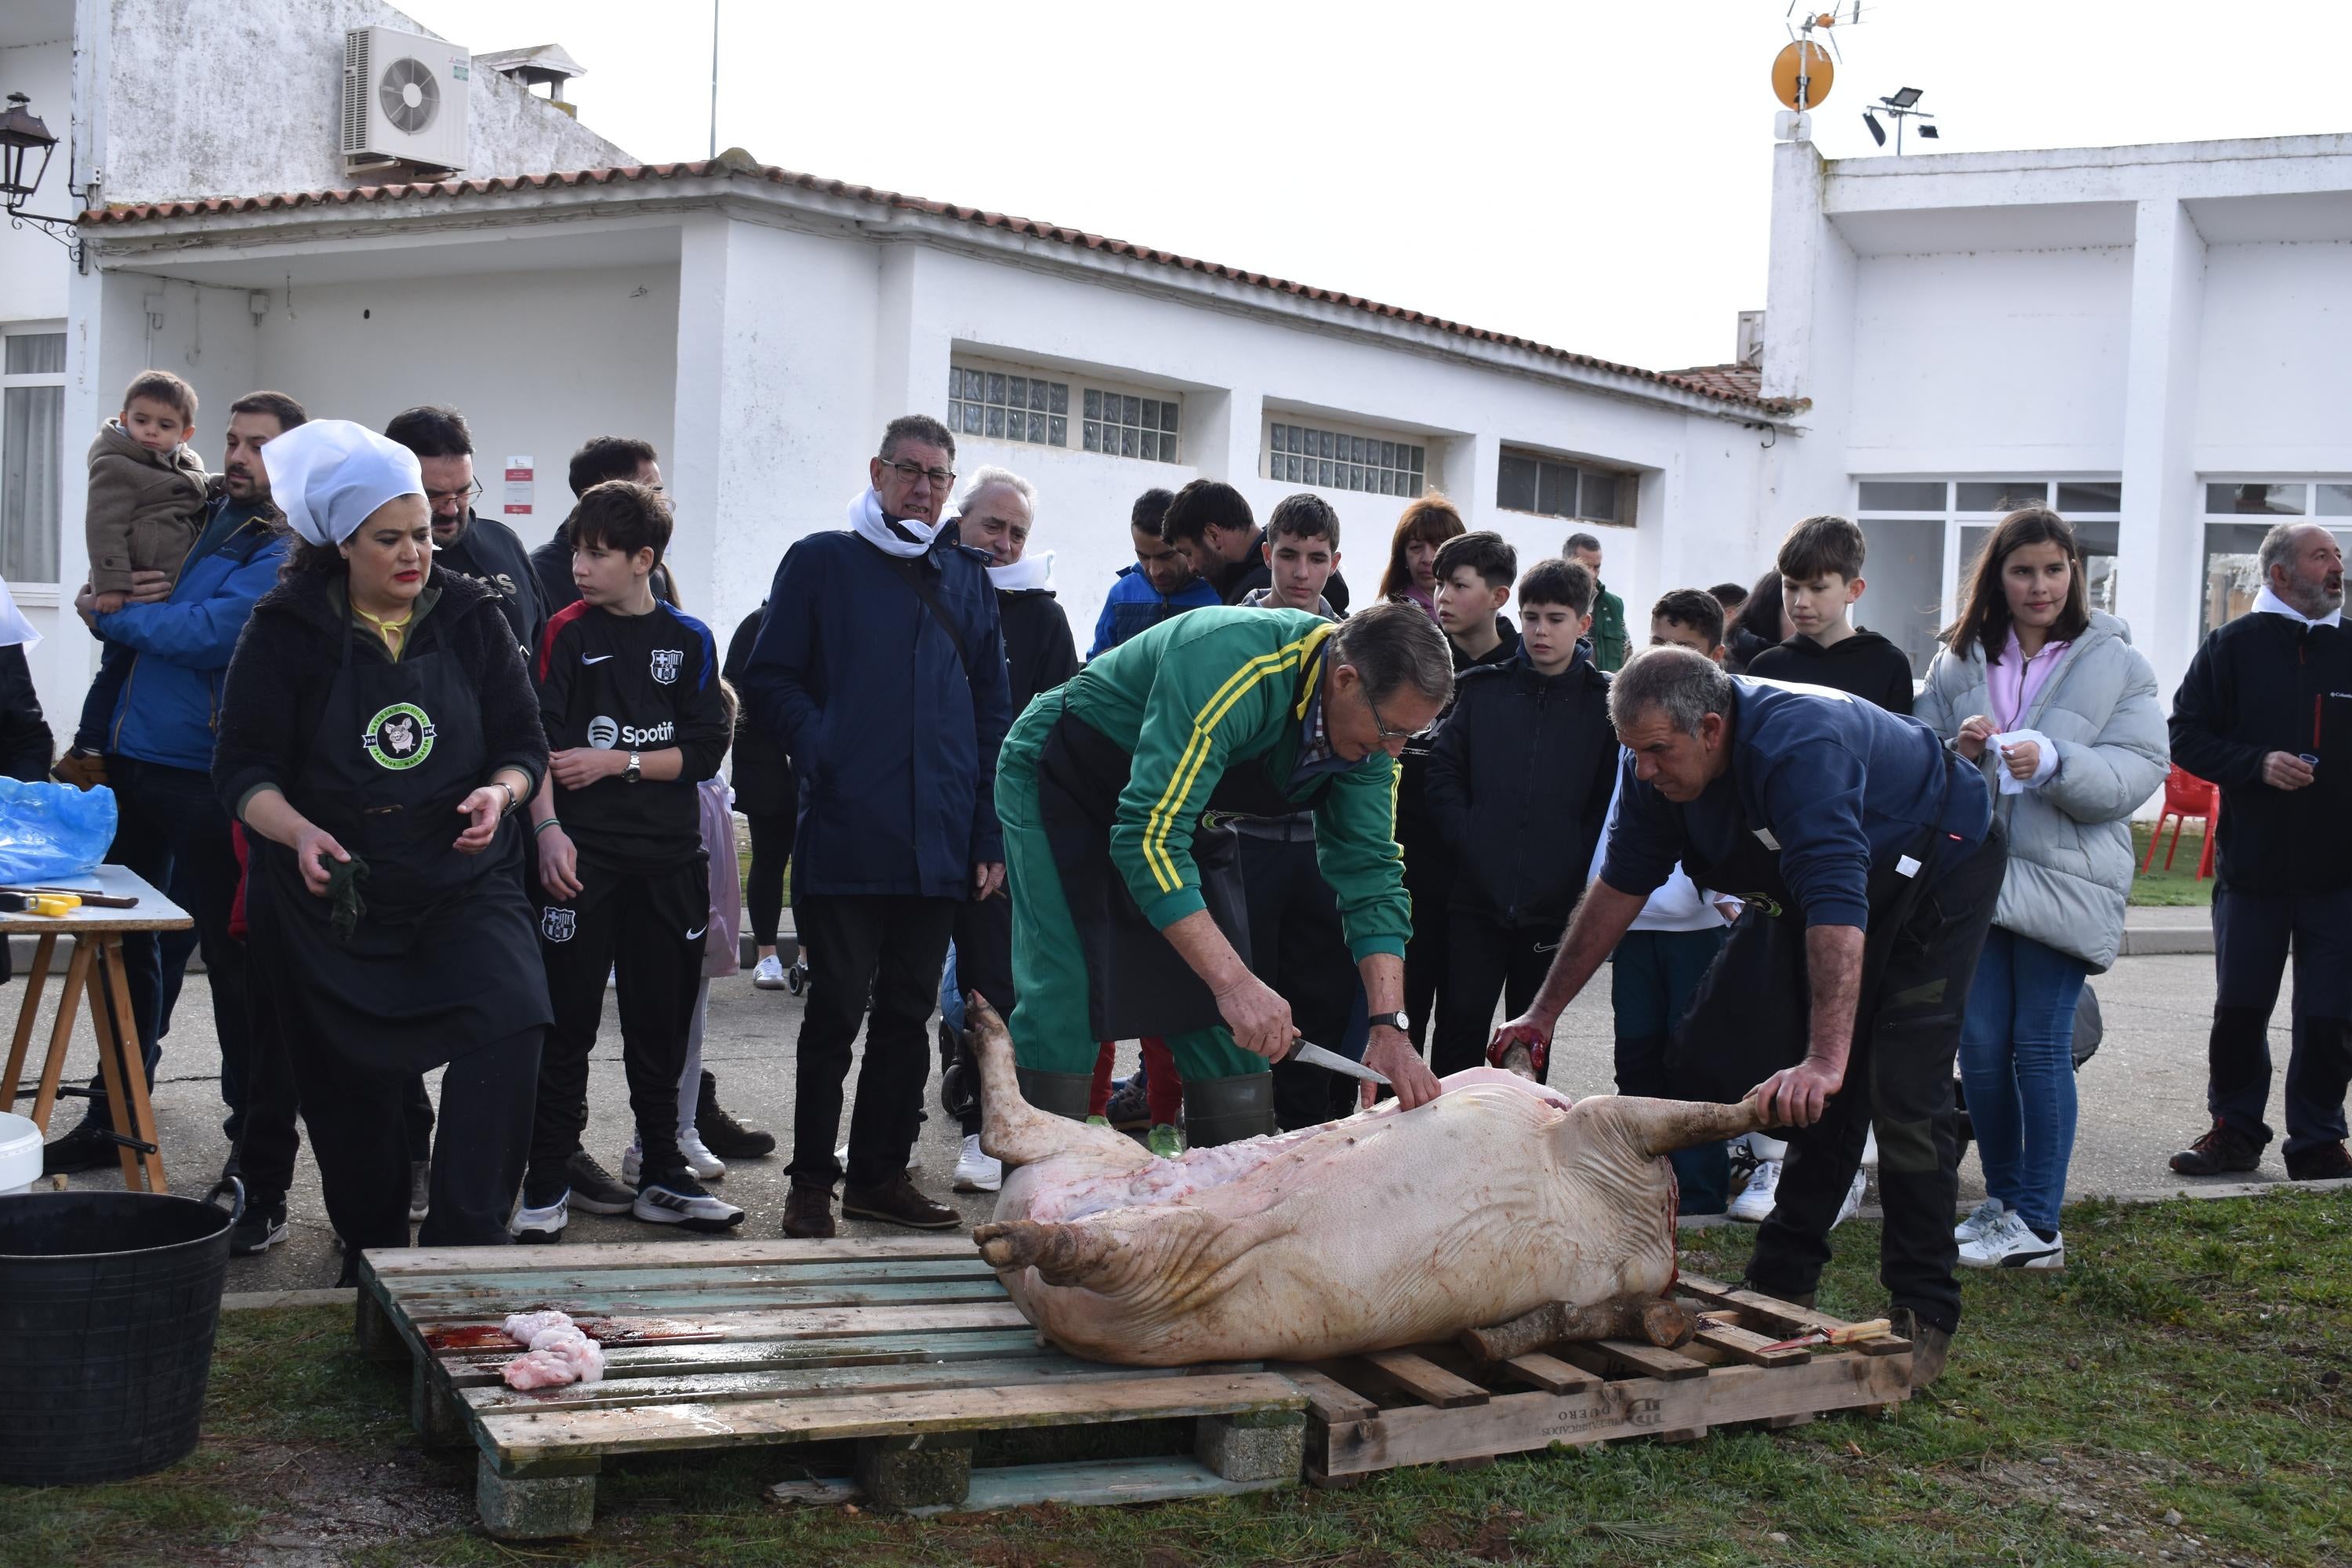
[0, 778, 117, 884]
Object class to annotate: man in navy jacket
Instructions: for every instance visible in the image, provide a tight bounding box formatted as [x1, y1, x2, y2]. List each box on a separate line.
[742, 415, 1013, 1240]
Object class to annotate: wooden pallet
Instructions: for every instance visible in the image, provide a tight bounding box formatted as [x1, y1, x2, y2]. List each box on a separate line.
[354, 1237, 1307, 1539]
[1282, 1272, 1915, 1483]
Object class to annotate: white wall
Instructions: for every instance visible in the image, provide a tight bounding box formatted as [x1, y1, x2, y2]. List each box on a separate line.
[2194, 241, 2352, 472]
[0, 36, 72, 325]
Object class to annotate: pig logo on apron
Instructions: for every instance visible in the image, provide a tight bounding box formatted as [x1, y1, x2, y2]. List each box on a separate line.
[542, 907, 577, 942]
[650, 648, 683, 685]
[362, 702, 437, 771]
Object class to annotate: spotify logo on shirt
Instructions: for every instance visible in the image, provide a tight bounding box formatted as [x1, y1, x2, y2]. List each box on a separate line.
[586, 717, 676, 750]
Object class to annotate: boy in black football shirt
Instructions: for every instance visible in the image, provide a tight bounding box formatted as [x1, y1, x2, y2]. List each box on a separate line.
[514, 481, 742, 1238]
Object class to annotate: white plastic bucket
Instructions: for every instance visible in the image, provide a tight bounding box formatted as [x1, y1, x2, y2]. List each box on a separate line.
[0, 1113, 40, 1196]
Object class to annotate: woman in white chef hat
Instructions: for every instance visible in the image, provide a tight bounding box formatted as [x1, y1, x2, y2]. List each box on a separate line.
[212, 419, 550, 1273]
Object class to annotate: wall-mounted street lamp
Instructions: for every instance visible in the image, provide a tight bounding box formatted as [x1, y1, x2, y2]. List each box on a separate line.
[1, 92, 85, 270]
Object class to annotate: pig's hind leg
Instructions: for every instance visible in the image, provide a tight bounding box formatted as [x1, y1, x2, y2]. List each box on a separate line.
[969, 994, 1153, 1174]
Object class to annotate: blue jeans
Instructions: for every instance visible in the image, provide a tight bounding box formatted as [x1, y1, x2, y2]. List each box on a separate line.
[1958, 926, 2087, 1235]
[938, 942, 964, 1033]
[1612, 926, 1733, 1214]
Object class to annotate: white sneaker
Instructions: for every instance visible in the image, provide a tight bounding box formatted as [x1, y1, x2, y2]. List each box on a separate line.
[1727, 1159, 1780, 1222]
[510, 1189, 569, 1243]
[1955, 1196, 2009, 1246]
[753, 954, 788, 991]
[632, 1173, 746, 1233]
[952, 1133, 1002, 1193]
[1959, 1210, 2065, 1269]
[1829, 1167, 1868, 1229]
[624, 1135, 725, 1184]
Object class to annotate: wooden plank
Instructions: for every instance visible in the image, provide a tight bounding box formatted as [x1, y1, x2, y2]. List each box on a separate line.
[419, 1300, 1031, 1354]
[379, 1257, 1000, 1301]
[461, 1355, 1207, 1415]
[438, 1329, 1049, 1388]
[1691, 1323, 1813, 1369]
[397, 1278, 1009, 1319]
[1275, 1367, 1378, 1425]
[366, 1235, 981, 1276]
[476, 1373, 1307, 1463]
[1359, 1350, 1489, 1409]
[1675, 1272, 1907, 1355]
[1557, 1340, 1710, 1382]
[1497, 1352, 1602, 1396]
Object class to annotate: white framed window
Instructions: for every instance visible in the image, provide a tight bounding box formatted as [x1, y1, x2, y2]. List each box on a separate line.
[1264, 416, 1426, 498]
[1, 325, 67, 587]
[948, 361, 1069, 449]
[2197, 480, 2352, 636]
[1850, 477, 2125, 679]
[1083, 386, 1181, 464]
[1496, 447, 1632, 525]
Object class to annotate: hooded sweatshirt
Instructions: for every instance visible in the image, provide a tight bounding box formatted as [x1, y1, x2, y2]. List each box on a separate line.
[1744, 626, 1915, 714]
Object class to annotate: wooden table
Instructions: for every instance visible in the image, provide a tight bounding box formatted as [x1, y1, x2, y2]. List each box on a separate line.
[0, 866, 191, 1192]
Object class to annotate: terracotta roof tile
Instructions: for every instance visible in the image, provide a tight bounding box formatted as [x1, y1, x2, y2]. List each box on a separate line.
[83, 158, 1796, 415]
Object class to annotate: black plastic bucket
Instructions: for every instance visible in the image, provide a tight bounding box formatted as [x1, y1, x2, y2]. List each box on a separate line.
[0, 1180, 241, 1486]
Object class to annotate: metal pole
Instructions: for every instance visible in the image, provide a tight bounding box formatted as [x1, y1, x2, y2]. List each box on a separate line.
[708, 0, 720, 159]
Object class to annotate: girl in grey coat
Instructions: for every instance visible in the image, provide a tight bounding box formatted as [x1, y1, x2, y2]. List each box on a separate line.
[1918, 507, 2168, 1272]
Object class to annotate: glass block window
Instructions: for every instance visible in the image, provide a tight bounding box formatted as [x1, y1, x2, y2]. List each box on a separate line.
[1083, 390, 1181, 463]
[1496, 448, 1629, 524]
[948, 363, 1069, 448]
[1265, 422, 1424, 497]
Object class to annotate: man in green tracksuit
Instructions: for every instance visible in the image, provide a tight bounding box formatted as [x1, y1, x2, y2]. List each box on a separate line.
[997, 601, 1454, 1143]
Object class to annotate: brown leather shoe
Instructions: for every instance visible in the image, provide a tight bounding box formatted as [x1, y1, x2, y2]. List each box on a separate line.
[2285, 1140, 2352, 1182]
[842, 1171, 960, 1230]
[2169, 1120, 2263, 1176]
[781, 1182, 836, 1240]
[1890, 1307, 1951, 1389]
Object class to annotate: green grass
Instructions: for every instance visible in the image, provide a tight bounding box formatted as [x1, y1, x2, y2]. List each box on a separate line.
[2129, 820, 2216, 907]
[4, 1192, 2345, 1566]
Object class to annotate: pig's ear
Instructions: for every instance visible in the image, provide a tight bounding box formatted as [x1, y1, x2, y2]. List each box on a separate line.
[1594, 1093, 1773, 1160]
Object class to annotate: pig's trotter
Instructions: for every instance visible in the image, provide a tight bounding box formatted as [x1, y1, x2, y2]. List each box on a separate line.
[1498, 1044, 1537, 1081]
[974, 1219, 1105, 1288]
[967, 995, 1154, 1174]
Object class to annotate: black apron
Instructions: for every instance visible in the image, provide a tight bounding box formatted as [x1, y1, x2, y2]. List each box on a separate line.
[251, 618, 550, 1075]
[1667, 752, 1969, 1103]
[1036, 705, 1334, 1041]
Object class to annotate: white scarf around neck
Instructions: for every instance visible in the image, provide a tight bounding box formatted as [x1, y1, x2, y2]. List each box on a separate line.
[987, 550, 1054, 593]
[2252, 583, 2343, 629]
[849, 488, 947, 560]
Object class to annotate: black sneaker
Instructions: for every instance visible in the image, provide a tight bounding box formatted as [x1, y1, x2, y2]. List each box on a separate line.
[228, 1200, 289, 1256]
[2285, 1140, 2352, 1182]
[565, 1149, 637, 1214]
[1102, 1076, 1152, 1131]
[695, 1070, 776, 1160]
[2169, 1120, 2263, 1177]
[632, 1169, 746, 1233]
[40, 1119, 119, 1175]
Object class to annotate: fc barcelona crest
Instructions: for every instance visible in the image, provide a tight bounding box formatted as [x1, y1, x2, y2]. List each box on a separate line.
[650, 648, 683, 685]
[542, 907, 577, 942]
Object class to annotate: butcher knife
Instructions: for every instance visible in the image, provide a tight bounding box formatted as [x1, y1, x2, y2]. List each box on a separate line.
[1283, 1038, 1390, 1087]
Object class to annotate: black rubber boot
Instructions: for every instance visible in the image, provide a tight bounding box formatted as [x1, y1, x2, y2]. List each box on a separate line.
[1015, 1067, 1095, 1123]
[1183, 1072, 1277, 1148]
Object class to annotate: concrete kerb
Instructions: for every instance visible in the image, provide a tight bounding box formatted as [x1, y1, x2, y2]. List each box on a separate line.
[216, 1176, 2348, 1314]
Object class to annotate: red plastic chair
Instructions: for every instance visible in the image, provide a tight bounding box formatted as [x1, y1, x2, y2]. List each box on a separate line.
[2143, 764, 2220, 880]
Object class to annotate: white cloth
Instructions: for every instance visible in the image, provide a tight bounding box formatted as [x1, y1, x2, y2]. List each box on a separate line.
[1990, 728, 2060, 794]
[258, 419, 424, 546]
[848, 488, 946, 560]
[987, 550, 1054, 593]
[2252, 583, 2343, 629]
[1588, 751, 1735, 933]
[0, 578, 40, 652]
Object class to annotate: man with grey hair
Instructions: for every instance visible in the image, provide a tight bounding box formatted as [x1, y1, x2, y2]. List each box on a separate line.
[1490, 644, 2004, 1386]
[995, 601, 1451, 1146]
[935, 462, 1076, 1193]
[2168, 520, 2350, 1184]
[742, 414, 1013, 1239]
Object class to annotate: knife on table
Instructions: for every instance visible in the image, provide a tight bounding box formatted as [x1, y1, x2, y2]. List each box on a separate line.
[1281, 1038, 1391, 1087]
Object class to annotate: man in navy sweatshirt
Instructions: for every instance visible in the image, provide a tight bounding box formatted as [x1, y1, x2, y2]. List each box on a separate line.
[1491, 648, 2003, 1388]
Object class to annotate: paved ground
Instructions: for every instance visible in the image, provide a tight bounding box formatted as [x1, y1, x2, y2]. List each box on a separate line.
[23, 938, 2303, 1294]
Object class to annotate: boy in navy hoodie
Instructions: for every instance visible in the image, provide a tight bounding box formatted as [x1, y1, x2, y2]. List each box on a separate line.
[1745, 514, 1915, 713]
[1425, 558, 1617, 1078]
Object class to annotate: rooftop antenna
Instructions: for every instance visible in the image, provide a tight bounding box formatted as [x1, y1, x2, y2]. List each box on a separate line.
[1863, 86, 1940, 152]
[1772, 5, 1864, 140]
[708, 0, 720, 161]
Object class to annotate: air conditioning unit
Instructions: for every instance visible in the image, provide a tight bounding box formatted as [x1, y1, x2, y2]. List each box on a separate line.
[342, 25, 470, 174]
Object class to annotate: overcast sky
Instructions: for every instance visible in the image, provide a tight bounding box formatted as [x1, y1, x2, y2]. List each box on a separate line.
[407, 0, 2352, 374]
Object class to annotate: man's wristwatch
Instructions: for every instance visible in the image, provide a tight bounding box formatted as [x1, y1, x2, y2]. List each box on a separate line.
[1370, 1011, 1410, 1034]
[622, 750, 642, 785]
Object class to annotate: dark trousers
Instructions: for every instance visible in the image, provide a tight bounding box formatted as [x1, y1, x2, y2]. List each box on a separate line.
[1610, 926, 1734, 1214]
[1433, 909, 1558, 1079]
[93, 756, 252, 1139]
[949, 891, 1015, 1138]
[789, 893, 956, 1190]
[742, 809, 794, 949]
[2208, 884, 2352, 1156]
[1715, 828, 2006, 1336]
[290, 1027, 538, 1257]
[1400, 852, 1453, 1051]
[530, 857, 706, 1181]
[1240, 830, 1361, 1131]
[239, 971, 439, 1206]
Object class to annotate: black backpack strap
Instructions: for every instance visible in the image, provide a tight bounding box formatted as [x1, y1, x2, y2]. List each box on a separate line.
[889, 554, 977, 677]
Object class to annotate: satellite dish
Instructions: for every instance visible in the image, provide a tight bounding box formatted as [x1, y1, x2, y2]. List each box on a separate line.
[1772, 40, 1835, 111]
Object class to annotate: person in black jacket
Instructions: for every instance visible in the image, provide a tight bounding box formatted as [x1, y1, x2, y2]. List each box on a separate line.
[212, 420, 549, 1272]
[937, 466, 1080, 1187]
[384, 406, 543, 658]
[2167, 521, 2352, 1183]
[724, 603, 799, 1001]
[1723, 568, 1788, 674]
[531, 437, 673, 615]
[1425, 557, 1617, 1077]
[1744, 515, 1915, 712]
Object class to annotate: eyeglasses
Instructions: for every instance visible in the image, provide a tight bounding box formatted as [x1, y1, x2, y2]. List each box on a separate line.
[424, 478, 484, 507]
[877, 457, 956, 488]
[1360, 684, 1415, 743]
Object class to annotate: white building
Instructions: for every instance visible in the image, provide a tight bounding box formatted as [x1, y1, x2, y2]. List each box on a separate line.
[4, 0, 2346, 742]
